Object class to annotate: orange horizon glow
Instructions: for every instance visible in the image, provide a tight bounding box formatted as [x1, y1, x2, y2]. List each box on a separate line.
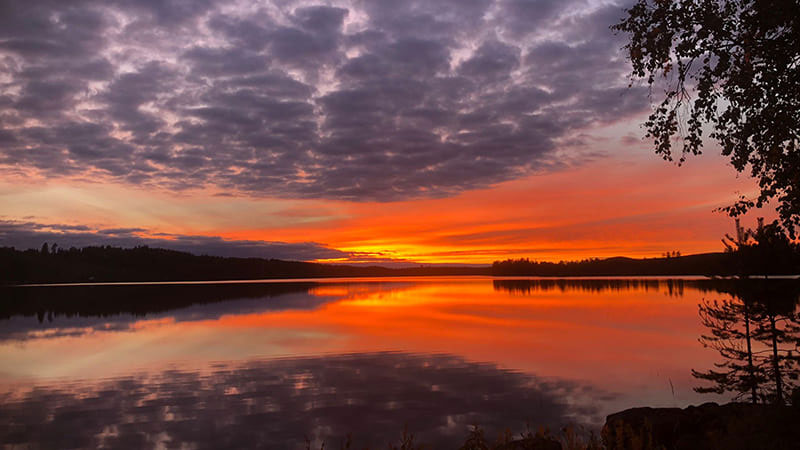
[0, 134, 776, 265]
[222, 155, 774, 264]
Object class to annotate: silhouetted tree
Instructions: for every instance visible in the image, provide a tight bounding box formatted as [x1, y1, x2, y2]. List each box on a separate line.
[749, 282, 800, 405]
[720, 218, 800, 277]
[613, 0, 800, 234]
[40, 242, 49, 255]
[693, 281, 800, 405]
[694, 219, 800, 403]
[692, 296, 767, 403]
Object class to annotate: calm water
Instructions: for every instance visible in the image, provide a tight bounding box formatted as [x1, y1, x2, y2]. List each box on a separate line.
[0, 277, 779, 448]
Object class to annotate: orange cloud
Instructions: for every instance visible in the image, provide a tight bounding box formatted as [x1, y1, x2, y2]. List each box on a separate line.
[1, 140, 775, 264]
[220, 153, 773, 263]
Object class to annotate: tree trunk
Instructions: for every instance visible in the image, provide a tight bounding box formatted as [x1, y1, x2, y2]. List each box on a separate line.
[769, 313, 784, 405]
[743, 300, 758, 404]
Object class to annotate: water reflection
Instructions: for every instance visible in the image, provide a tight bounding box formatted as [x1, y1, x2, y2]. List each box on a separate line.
[691, 279, 800, 405]
[0, 282, 323, 321]
[0, 278, 751, 344]
[0, 279, 731, 396]
[0, 282, 413, 342]
[4, 277, 797, 447]
[491, 277, 792, 297]
[493, 278, 688, 296]
[0, 352, 613, 449]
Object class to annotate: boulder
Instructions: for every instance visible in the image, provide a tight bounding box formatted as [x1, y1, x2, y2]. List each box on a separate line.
[602, 402, 800, 450]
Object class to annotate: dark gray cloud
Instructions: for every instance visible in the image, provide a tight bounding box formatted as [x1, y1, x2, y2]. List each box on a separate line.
[0, 220, 346, 260]
[0, 0, 643, 201]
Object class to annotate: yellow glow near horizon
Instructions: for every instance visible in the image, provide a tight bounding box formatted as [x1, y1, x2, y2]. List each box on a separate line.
[0, 143, 774, 265]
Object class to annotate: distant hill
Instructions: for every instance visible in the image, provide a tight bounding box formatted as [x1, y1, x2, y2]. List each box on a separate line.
[1, 245, 798, 285]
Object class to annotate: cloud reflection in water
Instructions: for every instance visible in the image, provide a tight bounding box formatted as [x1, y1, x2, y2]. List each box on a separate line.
[0, 352, 614, 449]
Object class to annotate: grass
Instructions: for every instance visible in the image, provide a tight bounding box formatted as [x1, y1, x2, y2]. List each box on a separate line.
[304, 423, 603, 450]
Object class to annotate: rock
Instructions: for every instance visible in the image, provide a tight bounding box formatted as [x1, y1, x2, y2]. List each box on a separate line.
[602, 402, 800, 450]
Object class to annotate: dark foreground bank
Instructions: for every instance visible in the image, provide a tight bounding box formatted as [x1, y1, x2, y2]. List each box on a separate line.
[307, 402, 800, 449]
[602, 402, 800, 450]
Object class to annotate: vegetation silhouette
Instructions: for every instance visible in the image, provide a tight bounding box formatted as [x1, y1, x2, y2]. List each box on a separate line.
[613, 0, 800, 234]
[493, 218, 800, 278]
[0, 245, 488, 285]
[692, 220, 800, 405]
[723, 218, 800, 276]
[6, 242, 797, 285]
[304, 424, 602, 450]
[490, 252, 797, 277]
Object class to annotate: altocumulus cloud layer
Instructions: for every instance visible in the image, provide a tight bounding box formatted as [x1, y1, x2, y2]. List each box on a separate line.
[0, 0, 644, 201]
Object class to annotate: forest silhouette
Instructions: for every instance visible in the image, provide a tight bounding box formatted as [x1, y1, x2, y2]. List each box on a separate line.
[0, 245, 485, 285]
[3, 237, 798, 286]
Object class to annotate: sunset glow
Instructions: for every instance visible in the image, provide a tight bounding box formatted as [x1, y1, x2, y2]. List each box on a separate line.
[0, 150, 771, 264]
[0, 0, 777, 264]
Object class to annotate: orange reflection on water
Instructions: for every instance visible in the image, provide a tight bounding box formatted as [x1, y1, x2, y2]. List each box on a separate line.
[221, 282, 704, 379]
[0, 278, 729, 411]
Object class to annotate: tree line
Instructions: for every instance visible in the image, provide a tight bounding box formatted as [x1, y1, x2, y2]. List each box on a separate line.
[492, 219, 800, 277]
[0, 245, 488, 285]
[2, 218, 798, 284]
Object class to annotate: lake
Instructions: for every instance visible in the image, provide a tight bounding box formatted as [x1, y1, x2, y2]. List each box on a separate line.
[0, 277, 785, 448]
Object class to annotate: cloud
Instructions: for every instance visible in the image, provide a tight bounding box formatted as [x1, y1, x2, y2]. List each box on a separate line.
[0, 220, 346, 260]
[0, 0, 644, 201]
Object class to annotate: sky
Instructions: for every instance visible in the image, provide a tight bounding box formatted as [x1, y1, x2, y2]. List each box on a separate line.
[0, 0, 773, 264]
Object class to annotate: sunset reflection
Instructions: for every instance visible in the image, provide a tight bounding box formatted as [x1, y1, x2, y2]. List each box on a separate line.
[0, 278, 730, 418]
